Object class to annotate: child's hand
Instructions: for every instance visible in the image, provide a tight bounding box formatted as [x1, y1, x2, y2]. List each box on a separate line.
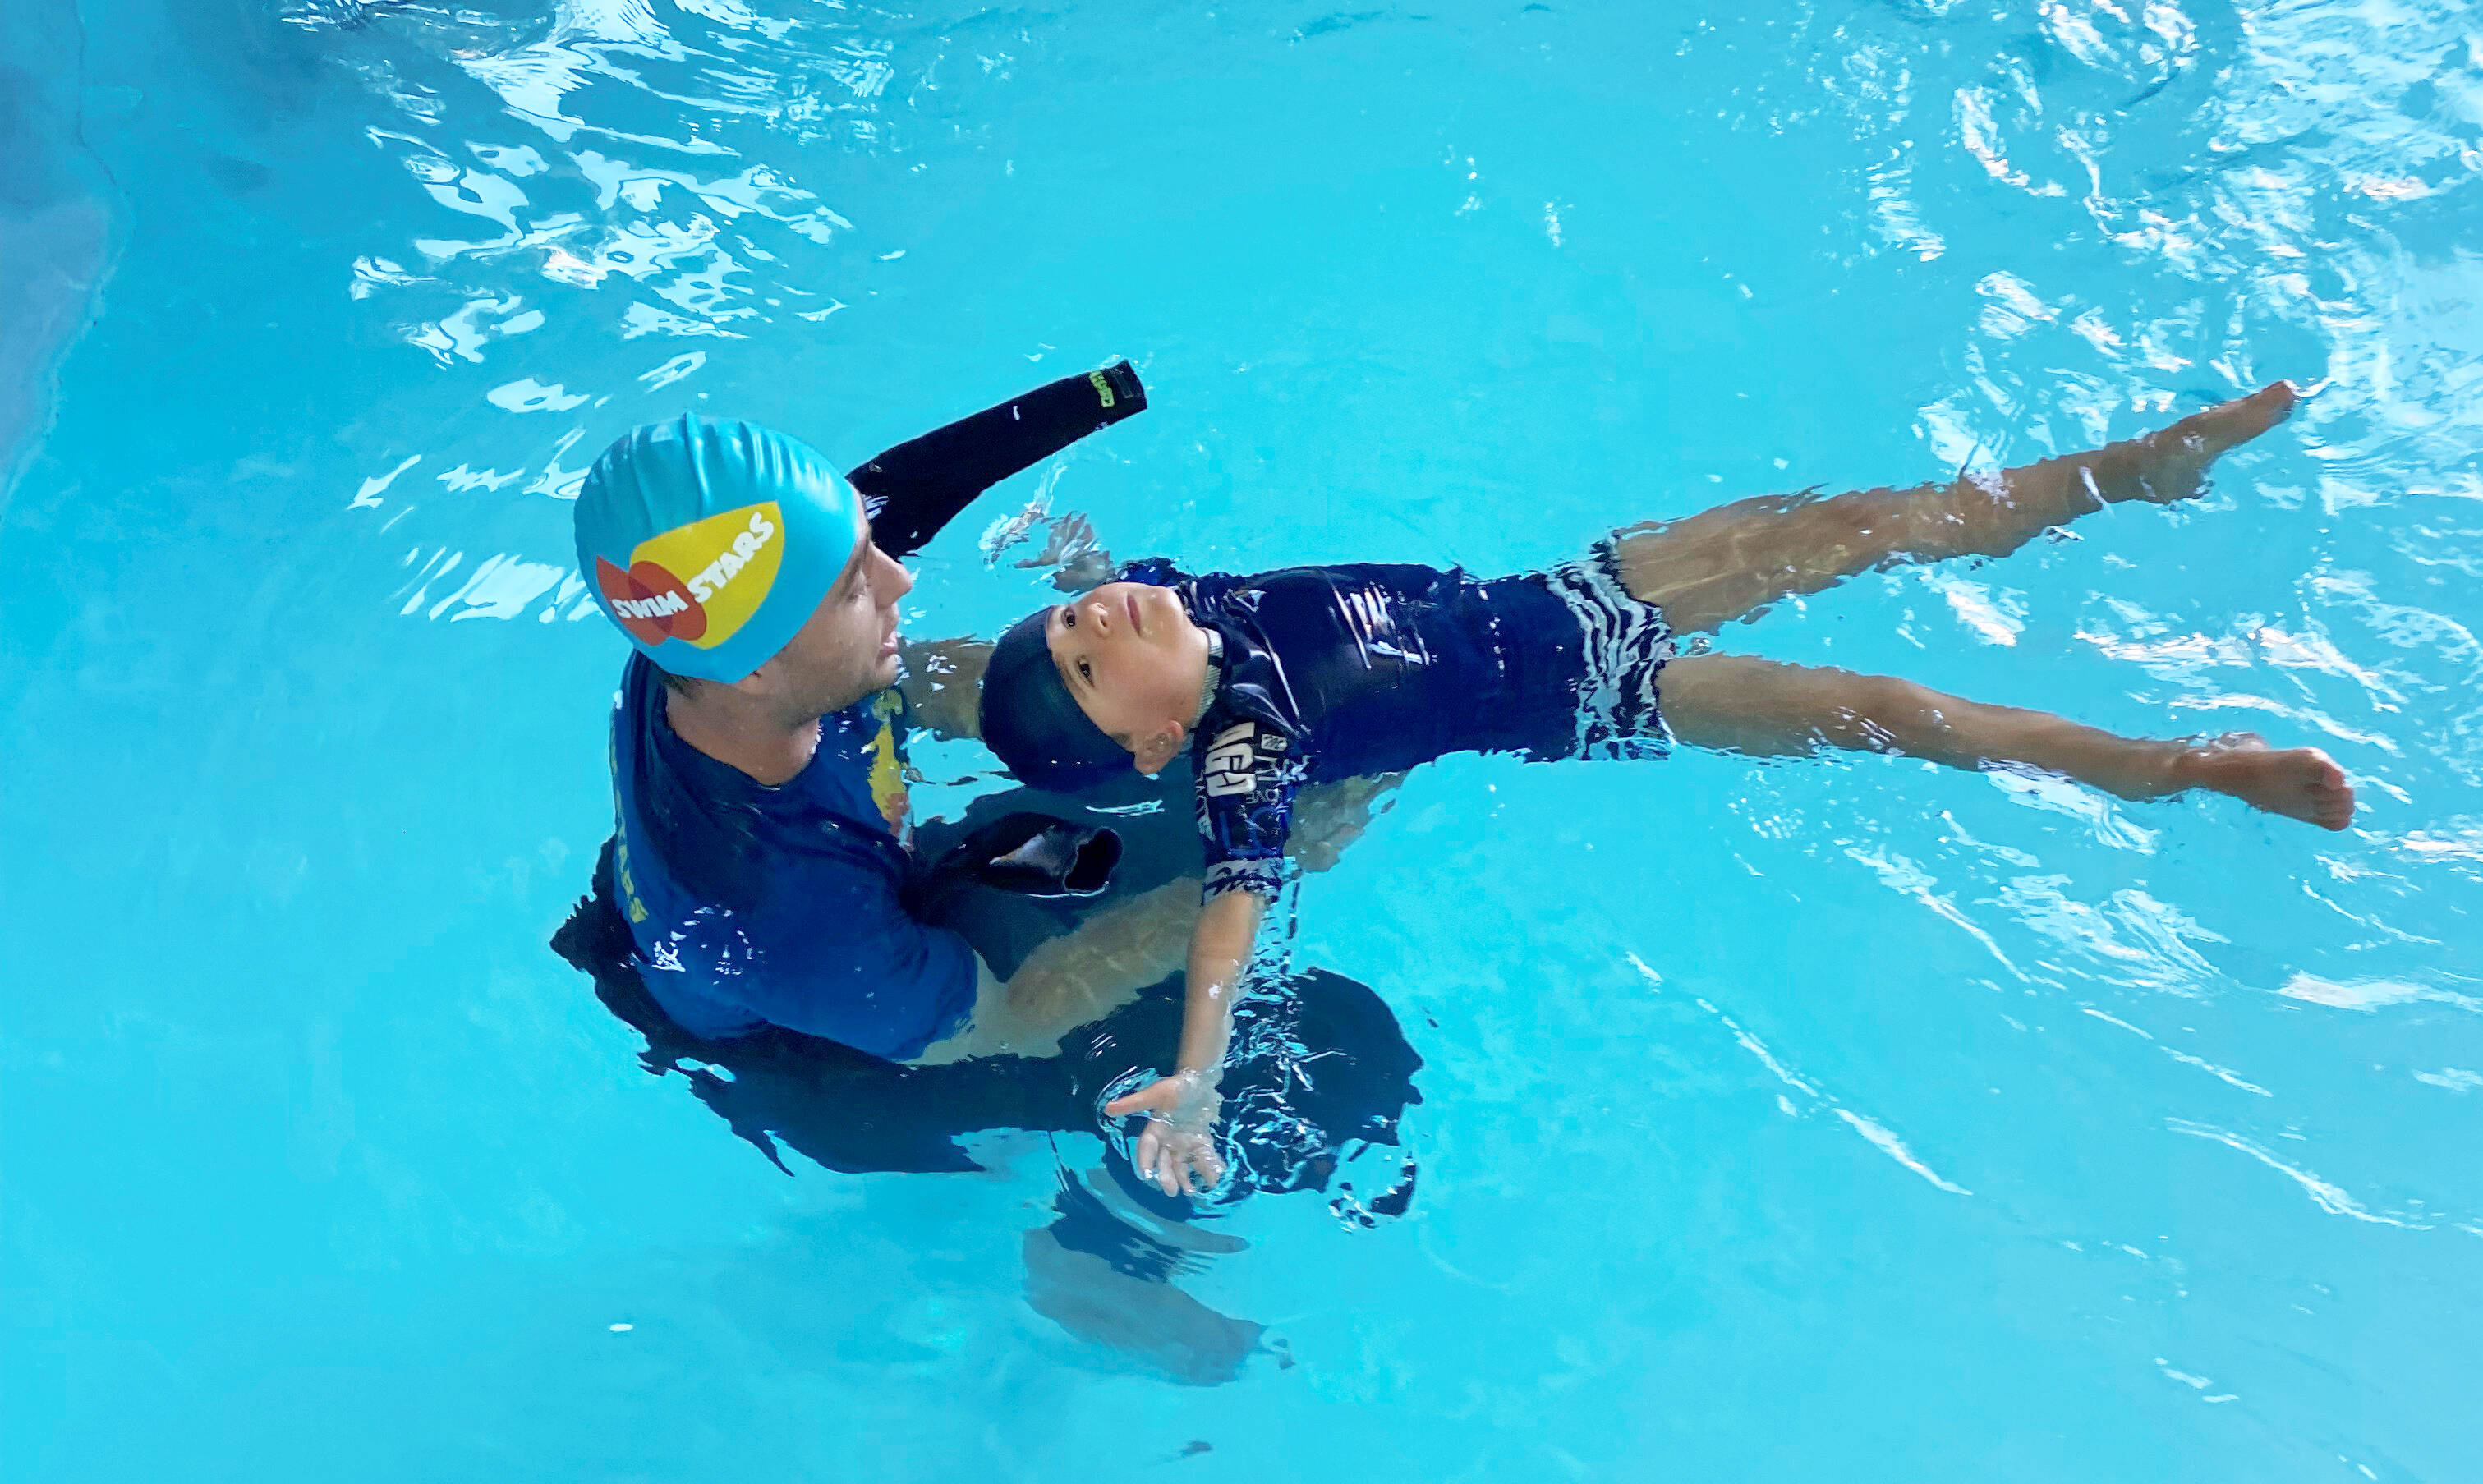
[1015, 512, 1115, 591]
[1104, 1070, 1226, 1197]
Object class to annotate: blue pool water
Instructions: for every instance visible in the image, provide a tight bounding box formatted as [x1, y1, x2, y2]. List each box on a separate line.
[5, 0, 2481, 1477]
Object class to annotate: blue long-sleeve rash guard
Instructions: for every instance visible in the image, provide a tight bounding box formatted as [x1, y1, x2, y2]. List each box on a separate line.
[604, 365, 1145, 1059]
[606, 655, 971, 1057]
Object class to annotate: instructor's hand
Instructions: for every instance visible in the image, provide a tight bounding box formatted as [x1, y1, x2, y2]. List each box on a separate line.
[1105, 1071, 1226, 1197]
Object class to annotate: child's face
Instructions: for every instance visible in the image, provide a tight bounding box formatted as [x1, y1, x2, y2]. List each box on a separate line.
[1043, 581, 1210, 766]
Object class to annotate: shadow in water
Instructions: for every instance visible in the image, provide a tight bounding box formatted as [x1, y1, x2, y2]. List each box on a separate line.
[550, 778, 1421, 1384]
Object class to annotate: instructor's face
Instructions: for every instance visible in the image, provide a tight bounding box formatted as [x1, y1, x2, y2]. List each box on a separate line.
[749, 508, 913, 716]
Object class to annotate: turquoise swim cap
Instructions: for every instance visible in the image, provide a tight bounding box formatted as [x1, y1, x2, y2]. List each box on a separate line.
[573, 414, 861, 684]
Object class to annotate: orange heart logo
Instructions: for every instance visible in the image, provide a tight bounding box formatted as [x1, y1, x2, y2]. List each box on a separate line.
[595, 556, 708, 646]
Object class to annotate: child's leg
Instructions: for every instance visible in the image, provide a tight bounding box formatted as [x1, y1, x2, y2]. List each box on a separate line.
[1616, 384, 2297, 635]
[1658, 654, 2357, 830]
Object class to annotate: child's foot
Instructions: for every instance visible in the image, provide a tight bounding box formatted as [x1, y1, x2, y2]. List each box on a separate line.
[2099, 381, 2299, 505]
[2174, 732, 2356, 830]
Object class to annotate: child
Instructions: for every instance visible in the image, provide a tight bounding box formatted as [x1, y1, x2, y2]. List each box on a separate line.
[976, 383, 2353, 1196]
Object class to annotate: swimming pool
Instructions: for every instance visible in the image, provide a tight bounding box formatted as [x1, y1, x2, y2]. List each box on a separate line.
[5, 0, 2479, 1477]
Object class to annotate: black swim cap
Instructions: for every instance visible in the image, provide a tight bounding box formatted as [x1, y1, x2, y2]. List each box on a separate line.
[979, 606, 1132, 791]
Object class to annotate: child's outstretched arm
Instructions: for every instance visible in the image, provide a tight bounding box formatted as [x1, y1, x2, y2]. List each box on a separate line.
[1104, 887, 1265, 1196]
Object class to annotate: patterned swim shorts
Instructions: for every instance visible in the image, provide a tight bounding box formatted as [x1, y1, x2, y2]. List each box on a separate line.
[1543, 538, 1677, 759]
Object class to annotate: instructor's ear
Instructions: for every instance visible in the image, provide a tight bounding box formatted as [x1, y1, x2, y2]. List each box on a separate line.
[1131, 721, 1188, 776]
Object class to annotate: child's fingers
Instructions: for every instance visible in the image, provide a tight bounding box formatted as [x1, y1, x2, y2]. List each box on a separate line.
[1105, 1078, 1170, 1117]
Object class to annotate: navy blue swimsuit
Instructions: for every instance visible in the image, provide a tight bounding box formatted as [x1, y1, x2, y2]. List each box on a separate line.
[1115, 558, 1608, 900]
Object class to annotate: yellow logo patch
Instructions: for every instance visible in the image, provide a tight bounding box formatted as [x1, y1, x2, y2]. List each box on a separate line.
[595, 501, 784, 651]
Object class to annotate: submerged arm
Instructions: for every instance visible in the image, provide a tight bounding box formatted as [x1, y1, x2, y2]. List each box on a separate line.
[911, 878, 1201, 1065]
[896, 636, 991, 741]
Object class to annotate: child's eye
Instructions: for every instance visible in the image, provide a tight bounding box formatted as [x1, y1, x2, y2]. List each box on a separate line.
[1059, 605, 1076, 629]
[1078, 660, 1093, 682]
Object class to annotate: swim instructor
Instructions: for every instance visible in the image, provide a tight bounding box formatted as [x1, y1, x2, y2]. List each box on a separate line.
[573, 365, 1184, 1063]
